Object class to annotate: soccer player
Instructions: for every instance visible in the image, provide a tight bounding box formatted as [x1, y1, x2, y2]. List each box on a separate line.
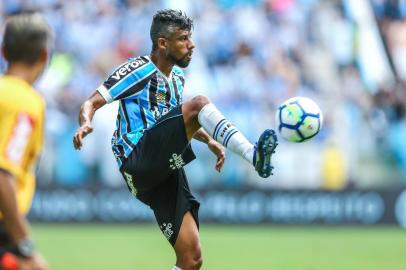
[73, 9, 277, 270]
[0, 12, 51, 270]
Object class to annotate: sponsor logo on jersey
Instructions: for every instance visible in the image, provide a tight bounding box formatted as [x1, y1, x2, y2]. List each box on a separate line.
[111, 58, 147, 81]
[6, 113, 34, 165]
[151, 106, 169, 120]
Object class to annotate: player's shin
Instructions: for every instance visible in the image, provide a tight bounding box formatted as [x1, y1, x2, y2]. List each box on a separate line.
[198, 103, 254, 164]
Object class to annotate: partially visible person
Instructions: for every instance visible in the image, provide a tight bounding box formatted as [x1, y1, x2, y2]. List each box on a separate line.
[0, 12, 52, 270]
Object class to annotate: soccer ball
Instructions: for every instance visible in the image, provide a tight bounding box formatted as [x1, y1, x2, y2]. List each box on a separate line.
[275, 97, 323, 142]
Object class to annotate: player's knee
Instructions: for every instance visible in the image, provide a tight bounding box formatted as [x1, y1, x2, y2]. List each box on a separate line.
[183, 95, 211, 124]
[180, 256, 203, 270]
[190, 95, 210, 113]
[193, 249, 203, 270]
[192, 255, 203, 270]
[177, 247, 203, 270]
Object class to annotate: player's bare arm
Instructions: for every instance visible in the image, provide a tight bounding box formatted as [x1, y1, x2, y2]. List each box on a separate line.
[73, 91, 106, 150]
[0, 170, 48, 270]
[193, 128, 225, 172]
[0, 170, 29, 246]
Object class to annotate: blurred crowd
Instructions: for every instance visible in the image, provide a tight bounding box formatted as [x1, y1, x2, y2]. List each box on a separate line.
[1, 0, 405, 190]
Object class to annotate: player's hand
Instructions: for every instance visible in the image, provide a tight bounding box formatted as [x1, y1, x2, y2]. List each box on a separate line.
[73, 123, 93, 150]
[208, 140, 225, 172]
[18, 252, 49, 270]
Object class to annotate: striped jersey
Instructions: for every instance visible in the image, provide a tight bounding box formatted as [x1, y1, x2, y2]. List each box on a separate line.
[97, 55, 185, 167]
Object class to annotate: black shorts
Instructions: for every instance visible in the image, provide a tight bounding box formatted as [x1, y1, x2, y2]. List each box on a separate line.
[120, 105, 200, 246]
[0, 222, 12, 259]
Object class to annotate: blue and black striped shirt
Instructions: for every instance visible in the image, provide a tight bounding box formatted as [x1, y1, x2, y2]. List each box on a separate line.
[97, 55, 185, 167]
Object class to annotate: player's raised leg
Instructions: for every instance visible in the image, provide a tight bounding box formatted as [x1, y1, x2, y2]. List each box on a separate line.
[173, 212, 202, 270]
[182, 95, 278, 178]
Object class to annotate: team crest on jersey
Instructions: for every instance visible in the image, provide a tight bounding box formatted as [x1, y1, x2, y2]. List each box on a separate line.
[156, 92, 166, 104]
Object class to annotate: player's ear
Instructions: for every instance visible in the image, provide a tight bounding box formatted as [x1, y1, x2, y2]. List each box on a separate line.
[38, 48, 49, 64]
[157, 37, 168, 50]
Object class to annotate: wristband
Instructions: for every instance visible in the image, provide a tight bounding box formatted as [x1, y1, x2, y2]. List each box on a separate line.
[13, 239, 35, 258]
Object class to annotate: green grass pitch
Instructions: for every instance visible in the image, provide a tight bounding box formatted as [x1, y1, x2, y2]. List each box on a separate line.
[32, 224, 406, 270]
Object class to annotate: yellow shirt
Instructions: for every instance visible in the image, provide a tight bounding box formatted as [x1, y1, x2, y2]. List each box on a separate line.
[0, 75, 45, 216]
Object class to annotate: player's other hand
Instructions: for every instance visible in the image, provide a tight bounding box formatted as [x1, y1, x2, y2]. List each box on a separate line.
[73, 124, 93, 150]
[18, 252, 49, 270]
[208, 140, 225, 172]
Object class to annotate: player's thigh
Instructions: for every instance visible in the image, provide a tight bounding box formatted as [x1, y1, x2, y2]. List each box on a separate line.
[120, 106, 195, 191]
[174, 211, 201, 261]
[148, 169, 200, 246]
[135, 106, 194, 171]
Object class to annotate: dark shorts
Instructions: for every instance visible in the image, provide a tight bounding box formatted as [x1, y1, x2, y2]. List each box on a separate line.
[0, 222, 12, 260]
[0, 230, 18, 270]
[120, 105, 200, 246]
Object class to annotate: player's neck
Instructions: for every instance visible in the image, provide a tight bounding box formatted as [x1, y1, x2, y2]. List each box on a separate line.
[150, 52, 173, 77]
[6, 63, 41, 85]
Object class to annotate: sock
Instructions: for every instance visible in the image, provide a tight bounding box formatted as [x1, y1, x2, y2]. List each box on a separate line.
[172, 267, 182, 270]
[198, 103, 254, 164]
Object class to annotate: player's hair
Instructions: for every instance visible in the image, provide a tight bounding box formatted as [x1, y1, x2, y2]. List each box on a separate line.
[2, 12, 52, 64]
[150, 9, 193, 51]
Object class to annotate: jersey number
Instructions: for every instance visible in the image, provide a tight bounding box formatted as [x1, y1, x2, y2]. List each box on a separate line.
[5, 113, 34, 164]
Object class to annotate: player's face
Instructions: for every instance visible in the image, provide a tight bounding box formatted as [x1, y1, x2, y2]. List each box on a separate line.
[165, 29, 195, 68]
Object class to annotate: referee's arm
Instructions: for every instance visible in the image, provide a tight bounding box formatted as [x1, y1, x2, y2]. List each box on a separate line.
[0, 169, 48, 269]
[0, 169, 29, 248]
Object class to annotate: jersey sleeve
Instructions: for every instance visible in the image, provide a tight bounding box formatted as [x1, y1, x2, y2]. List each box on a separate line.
[97, 57, 156, 103]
